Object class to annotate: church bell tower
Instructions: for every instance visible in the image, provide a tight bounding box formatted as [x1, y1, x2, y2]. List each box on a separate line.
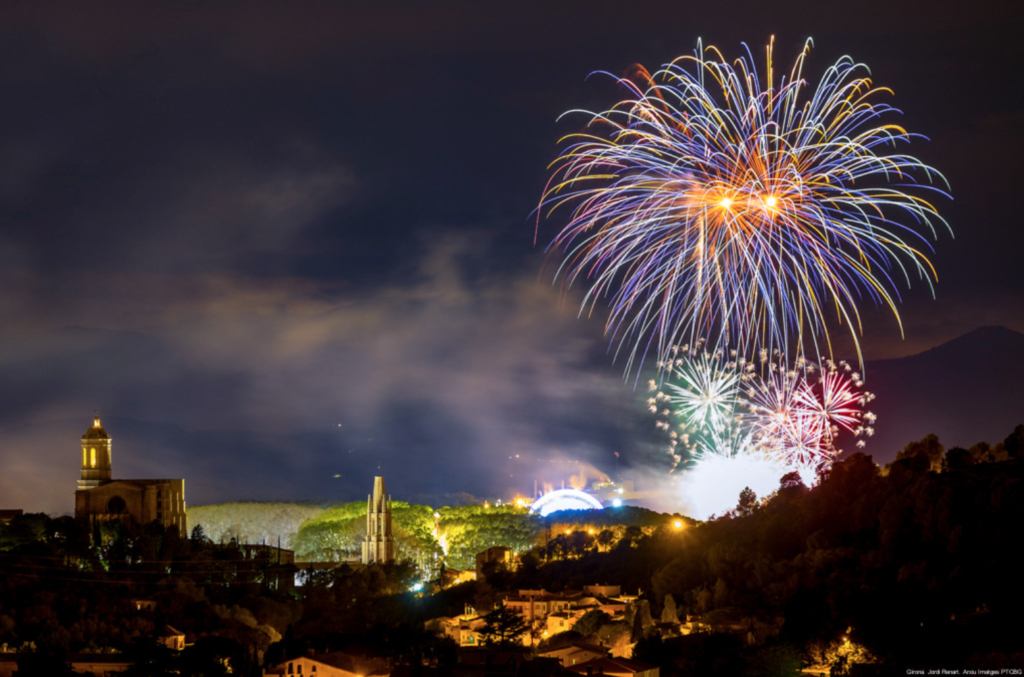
[361, 475, 394, 564]
[78, 416, 112, 491]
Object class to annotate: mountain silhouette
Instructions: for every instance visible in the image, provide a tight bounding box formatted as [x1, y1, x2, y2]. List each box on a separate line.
[858, 326, 1024, 462]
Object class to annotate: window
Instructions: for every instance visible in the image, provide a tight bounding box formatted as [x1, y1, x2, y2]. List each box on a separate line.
[288, 663, 293, 674]
[90, 448, 96, 468]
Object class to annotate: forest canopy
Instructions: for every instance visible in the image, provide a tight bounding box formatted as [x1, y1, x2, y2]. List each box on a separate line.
[187, 499, 677, 570]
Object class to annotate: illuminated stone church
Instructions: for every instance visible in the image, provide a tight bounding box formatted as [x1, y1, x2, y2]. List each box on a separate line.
[361, 475, 394, 564]
[74, 416, 187, 537]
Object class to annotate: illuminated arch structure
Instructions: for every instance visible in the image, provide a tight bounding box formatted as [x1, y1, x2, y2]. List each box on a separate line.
[529, 489, 604, 517]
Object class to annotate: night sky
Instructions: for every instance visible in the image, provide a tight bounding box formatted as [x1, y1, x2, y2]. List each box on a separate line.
[0, 1, 1021, 515]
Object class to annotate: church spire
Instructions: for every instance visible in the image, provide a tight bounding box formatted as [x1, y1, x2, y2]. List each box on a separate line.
[361, 475, 394, 564]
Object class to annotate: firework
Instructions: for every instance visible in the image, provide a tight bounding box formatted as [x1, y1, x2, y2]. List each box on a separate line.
[662, 345, 743, 439]
[656, 348, 872, 480]
[540, 38, 950, 372]
[744, 357, 873, 465]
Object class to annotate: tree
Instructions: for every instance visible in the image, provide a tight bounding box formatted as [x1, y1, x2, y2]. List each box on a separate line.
[190, 523, 208, 549]
[942, 447, 973, 472]
[478, 560, 509, 587]
[16, 645, 74, 677]
[745, 643, 802, 677]
[637, 599, 654, 630]
[567, 530, 595, 558]
[1003, 424, 1024, 459]
[546, 534, 569, 561]
[969, 441, 993, 464]
[597, 529, 616, 552]
[630, 607, 646, 643]
[518, 551, 540, 576]
[610, 524, 643, 551]
[713, 578, 730, 608]
[737, 487, 757, 517]
[695, 586, 712, 615]
[661, 594, 679, 624]
[779, 472, 805, 490]
[896, 434, 944, 472]
[179, 636, 245, 677]
[122, 640, 179, 677]
[630, 599, 654, 642]
[478, 605, 530, 647]
[572, 610, 611, 638]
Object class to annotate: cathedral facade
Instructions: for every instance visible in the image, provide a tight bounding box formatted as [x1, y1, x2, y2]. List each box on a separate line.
[74, 417, 187, 537]
[361, 475, 394, 564]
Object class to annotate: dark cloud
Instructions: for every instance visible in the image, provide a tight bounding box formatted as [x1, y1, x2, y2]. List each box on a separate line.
[0, 231, 664, 513]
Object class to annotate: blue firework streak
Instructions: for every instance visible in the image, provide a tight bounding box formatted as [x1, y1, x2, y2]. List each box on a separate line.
[540, 37, 950, 373]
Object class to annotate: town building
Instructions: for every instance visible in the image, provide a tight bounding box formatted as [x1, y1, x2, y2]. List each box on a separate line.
[73, 417, 187, 537]
[501, 588, 627, 628]
[439, 567, 477, 588]
[452, 648, 563, 677]
[538, 642, 608, 668]
[263, 652, 390, 677]
[0, 653, 133, 677]
[242, 543, 296, 565]
[361, 475, 394, 564]
[426, 612, 487, 647]
[545, 609, 589, 636]
[476, 545, 515, 577]
[583, 585, 621, 598]
[131, 599, 157, 612]
[158, 626, 186, 652]
[565, 657, 659, 677]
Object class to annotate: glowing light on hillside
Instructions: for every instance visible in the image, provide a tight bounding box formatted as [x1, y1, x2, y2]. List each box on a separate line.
[530, 489, 604, 517]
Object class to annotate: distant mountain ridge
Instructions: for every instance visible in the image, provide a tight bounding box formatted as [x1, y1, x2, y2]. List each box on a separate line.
[860, 325, 1024, 462]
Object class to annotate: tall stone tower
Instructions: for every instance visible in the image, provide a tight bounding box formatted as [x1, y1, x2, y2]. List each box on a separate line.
[361, 475, 394, 564]
[78, 416, 113, 490]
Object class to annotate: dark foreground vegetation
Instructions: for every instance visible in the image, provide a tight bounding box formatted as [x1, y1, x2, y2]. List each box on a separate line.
[1, 425, 1022, 675]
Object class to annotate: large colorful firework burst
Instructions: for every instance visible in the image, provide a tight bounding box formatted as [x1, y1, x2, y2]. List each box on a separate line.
[540, 38, 950, 373]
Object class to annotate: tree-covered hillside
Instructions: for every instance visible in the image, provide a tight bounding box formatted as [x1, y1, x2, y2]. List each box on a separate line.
[186, 502, 330, 550]
[188, 497, 677, 571]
